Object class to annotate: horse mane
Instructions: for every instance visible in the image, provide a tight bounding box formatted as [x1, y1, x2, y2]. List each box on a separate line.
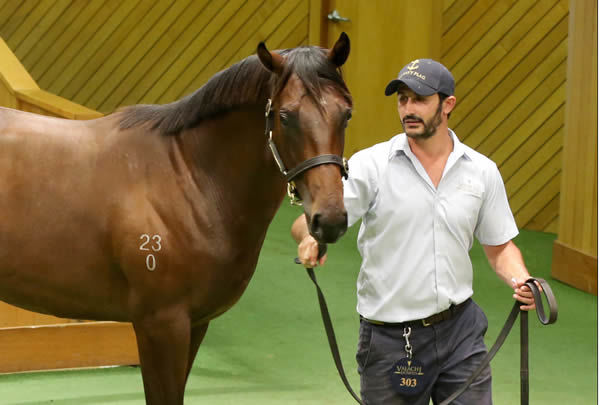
[118, 46, 352, 135]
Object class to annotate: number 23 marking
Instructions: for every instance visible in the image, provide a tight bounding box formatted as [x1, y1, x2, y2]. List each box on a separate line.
[139, 234, 162, 252]
[139, 234, 162, 271]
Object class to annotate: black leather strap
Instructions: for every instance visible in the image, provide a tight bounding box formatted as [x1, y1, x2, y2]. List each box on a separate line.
[440, 278, 558, 405]
[305, 266, 365, 404]
[285, 154, 347, 182]
[294, 245, 365, 404]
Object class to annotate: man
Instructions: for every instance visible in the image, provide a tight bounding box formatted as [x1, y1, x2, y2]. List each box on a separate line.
[291, 59, 537, 404]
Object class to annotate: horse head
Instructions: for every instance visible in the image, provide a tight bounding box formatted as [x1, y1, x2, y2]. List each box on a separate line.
[257, 33, 352, 244]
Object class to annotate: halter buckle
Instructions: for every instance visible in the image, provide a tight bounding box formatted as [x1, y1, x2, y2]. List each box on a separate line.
[287, 182, 303, 206]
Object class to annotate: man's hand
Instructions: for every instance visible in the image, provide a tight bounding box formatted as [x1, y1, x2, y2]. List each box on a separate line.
[298, 234, 328, 268]
[512, 278, 540, 311]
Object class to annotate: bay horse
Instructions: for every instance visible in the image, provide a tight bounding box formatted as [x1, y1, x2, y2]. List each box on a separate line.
[0, 33, 352, 404]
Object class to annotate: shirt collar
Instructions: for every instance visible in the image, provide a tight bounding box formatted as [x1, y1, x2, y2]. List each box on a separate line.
[388, 129, 472, 161]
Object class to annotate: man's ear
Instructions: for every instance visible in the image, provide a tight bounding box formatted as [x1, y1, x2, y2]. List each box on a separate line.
[443, 95, 456, 116]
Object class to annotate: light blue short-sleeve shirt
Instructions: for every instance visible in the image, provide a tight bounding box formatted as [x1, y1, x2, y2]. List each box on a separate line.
[343, 130, 518, 323]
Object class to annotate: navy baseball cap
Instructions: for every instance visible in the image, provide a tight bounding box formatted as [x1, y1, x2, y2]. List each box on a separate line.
[385, 59, 455, 97]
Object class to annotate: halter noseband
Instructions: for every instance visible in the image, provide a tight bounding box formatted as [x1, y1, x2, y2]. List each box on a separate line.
[265, 99, 349, 206]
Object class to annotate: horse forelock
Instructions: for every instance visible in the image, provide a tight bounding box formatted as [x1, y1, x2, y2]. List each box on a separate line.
[272, 47, 353, 113]
[118, 46, 352, 135]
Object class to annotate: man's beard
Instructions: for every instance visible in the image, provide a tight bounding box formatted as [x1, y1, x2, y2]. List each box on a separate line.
[402, 102, 444, 140]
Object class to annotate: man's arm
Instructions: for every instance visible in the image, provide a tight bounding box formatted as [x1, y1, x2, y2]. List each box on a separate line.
[291, 215, 327, 268]
[482, 240, 537, 311]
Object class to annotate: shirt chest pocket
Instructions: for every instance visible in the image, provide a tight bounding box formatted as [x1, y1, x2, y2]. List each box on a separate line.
[456, 179, 484, 199]
[443, 179, 484, 233]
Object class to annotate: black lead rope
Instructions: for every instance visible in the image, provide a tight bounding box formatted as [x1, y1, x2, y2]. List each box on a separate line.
[296, 246, 558, 405]
[294, 245, 365, 404]
[439, 278, 558, 405]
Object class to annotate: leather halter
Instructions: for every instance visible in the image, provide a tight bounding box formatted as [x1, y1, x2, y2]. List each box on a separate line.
[265, 99, 349, 205]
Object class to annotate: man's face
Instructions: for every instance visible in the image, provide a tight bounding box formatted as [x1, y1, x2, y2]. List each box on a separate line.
[396, 89, 444, 140]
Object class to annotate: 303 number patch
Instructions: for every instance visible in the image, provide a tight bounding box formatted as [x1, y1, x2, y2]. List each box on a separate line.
[399, 378, 418, 387]
[390, 357, 430, 395]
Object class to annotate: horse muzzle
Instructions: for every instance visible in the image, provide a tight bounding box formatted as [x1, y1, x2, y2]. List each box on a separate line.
[309, 209, 348, 244]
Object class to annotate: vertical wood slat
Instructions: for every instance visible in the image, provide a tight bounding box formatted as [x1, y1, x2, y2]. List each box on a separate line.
[557, 0, 597, 253]
[308, 0, 327, 46]
[551, 0, 597, 294]
[578, 0, 597, 251]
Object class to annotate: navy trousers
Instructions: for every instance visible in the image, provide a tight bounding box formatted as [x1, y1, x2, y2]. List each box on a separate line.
[356, 299, 492, 405]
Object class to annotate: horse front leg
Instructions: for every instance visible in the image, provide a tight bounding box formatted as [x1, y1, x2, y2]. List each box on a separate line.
[133, 308, 192, 405]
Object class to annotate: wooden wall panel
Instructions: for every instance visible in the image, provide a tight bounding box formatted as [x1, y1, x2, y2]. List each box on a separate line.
[1, 0, 312, 115]
[442, 0, 569, 232]
[0, 322, 138, 374]
[551, 0, 597, 294]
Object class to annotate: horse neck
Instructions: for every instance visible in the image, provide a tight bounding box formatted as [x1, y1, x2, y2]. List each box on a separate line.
[175, 105, 286, 227]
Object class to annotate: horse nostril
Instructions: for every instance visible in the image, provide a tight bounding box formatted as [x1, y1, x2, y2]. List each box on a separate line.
[310, 213, 323, 240]
[310, 211, 347, 244]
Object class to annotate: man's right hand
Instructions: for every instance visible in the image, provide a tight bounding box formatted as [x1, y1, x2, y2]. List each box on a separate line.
[298, 234, 328, 268]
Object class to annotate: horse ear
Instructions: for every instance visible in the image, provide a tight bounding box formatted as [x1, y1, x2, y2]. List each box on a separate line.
[328, 32, 350, 67]
[257, 42, 284, 74]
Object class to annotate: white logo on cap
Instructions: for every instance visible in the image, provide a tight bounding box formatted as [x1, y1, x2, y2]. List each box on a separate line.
[407, 60, 419, 71]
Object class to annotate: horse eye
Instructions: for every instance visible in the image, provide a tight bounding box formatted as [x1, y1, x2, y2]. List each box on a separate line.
[279, 112, 288, 125]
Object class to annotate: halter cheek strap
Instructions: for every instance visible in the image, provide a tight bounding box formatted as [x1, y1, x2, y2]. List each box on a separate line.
[265, 99, 349, 206]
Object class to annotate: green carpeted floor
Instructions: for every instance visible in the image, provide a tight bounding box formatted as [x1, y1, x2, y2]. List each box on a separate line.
[1, 203, 597, 404]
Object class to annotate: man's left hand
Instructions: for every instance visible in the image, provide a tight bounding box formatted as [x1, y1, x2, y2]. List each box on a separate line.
[512, 278, 539, 311]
